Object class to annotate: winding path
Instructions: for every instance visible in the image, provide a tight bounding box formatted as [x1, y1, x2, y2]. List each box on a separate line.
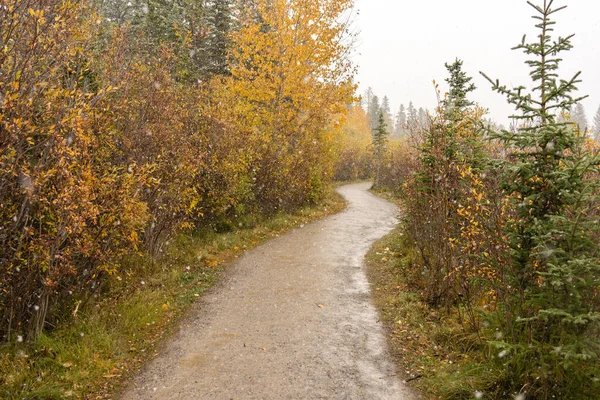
[121, 182, 414, 400]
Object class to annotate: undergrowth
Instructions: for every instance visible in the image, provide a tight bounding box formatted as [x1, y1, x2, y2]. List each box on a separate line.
[0, 188, 345, 400]
[367, 224, 501, 399]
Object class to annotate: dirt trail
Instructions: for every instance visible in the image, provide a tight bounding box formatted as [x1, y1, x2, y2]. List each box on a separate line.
[121, 182, 414, 399]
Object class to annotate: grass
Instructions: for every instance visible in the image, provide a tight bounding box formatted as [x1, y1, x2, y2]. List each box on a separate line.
[366, 187, 502, 399]
[0, 187, 346, 400]
[365, 226, 500, 399]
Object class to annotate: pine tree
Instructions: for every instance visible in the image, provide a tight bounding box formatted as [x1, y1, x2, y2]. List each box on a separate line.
[407, 101, 417, 122]
[406, 101, 418, 132]
[144, 0, 186, 44]
[417, 107, 428, 130]
[482, 0, 600, 394]
[444, 58, 476, 116]
[593, 104, 600, 139]
[571, 102, 588, 134]
[367, 95, 380, 131]
[381, 96, 394, 134]
[362, 87, 374, 111]
[200, 0, 233, 77]
[96, 0, 147, 24]
[372, 111, 389, 187]
[394, 104, 407, 138]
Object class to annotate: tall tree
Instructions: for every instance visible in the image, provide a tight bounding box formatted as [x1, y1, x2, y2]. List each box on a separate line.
[444, 58, 476, 121]
[571, 102, 588, 134]
[367, 95, 380, 130]
[444, 58, 476, 113]
[144, 0, 186, 44]
[224, 0, 356, 208]
[482, 0, 600, 394]
[418, 107, 428, 129]
[394, 104, 407, 138]
[372, 111, 389, 187]
[593, 104, 600, 140]
[381, 95, 394, 134]
[406, 101, 418, 133]
[362, 87, 374, 111]
[198, 0, 233, 77]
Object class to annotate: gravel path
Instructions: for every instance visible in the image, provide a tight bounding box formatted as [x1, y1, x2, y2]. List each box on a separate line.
[120, 182, 414, 400]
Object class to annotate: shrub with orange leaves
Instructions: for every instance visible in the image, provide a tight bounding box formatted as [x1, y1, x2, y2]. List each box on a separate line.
[0, 0, 359, 342]
[0, 1, 148, 339]
[334, 105, 373, 181]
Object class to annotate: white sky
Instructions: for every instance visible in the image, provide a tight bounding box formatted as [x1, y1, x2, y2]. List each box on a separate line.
[353, 0, 600, 126]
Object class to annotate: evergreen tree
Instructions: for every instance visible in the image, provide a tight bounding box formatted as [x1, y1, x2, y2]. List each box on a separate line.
[418, 107, 429, 130]
[381, 96, 391, 116]
[593, 104, 600, 139]
[571, 102, 588, 134]
[482, 0, 600, 394]
[407, 101, 417, 122]
[381, 96, 394, 134]
[367, 95, 380, 130]
[444, 58, 476, 112]
[199, 0, 233, 77]
[394, 104, 407, 138]
[144, 0, 186, 44]
[406, 101, 423, 134]
[362, 87, 374, 111]
[372, 111, 389, 187]
[96, 0, 147, 24]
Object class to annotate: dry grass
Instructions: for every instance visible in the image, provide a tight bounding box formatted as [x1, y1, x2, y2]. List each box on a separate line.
[366, 188, 497, 399]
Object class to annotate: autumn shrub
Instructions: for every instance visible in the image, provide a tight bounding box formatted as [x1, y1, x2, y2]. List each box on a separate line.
[93, 28, 209, 255]
[380, 2, 600, 397]
[401, 83, 489, 308]
[376, 140, 416, 193]
[1, 0, 357, 342]
[0, 1, 149, 340]
[334, 106, 373, 181]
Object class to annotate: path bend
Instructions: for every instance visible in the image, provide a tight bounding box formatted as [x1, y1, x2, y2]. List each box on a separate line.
[121, 182, 414, 400]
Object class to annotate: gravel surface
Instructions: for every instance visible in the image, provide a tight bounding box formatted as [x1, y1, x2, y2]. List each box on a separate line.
[120, 182, 414, 400]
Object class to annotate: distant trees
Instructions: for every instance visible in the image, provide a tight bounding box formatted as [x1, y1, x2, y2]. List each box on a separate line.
[593, 105, 600, 139]
[571, 102, 589, 134]
[394, 104, 407, 138]
[381, 96, 394, 133]
[334, 105, 373, 181]
[372, 111, 389, 187]
[361, 89, 429, 140]
[366, 93, 380, 130]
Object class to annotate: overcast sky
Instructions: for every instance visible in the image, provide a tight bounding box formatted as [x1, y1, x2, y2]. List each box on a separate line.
[353, 0, 600, 126]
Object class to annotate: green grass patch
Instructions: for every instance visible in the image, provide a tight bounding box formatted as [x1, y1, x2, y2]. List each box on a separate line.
[365, 226, 503, 399]
[0, 188, 346, 400]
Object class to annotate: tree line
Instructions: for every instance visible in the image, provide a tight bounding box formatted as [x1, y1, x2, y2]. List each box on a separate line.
[0, 0, 356, 342]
